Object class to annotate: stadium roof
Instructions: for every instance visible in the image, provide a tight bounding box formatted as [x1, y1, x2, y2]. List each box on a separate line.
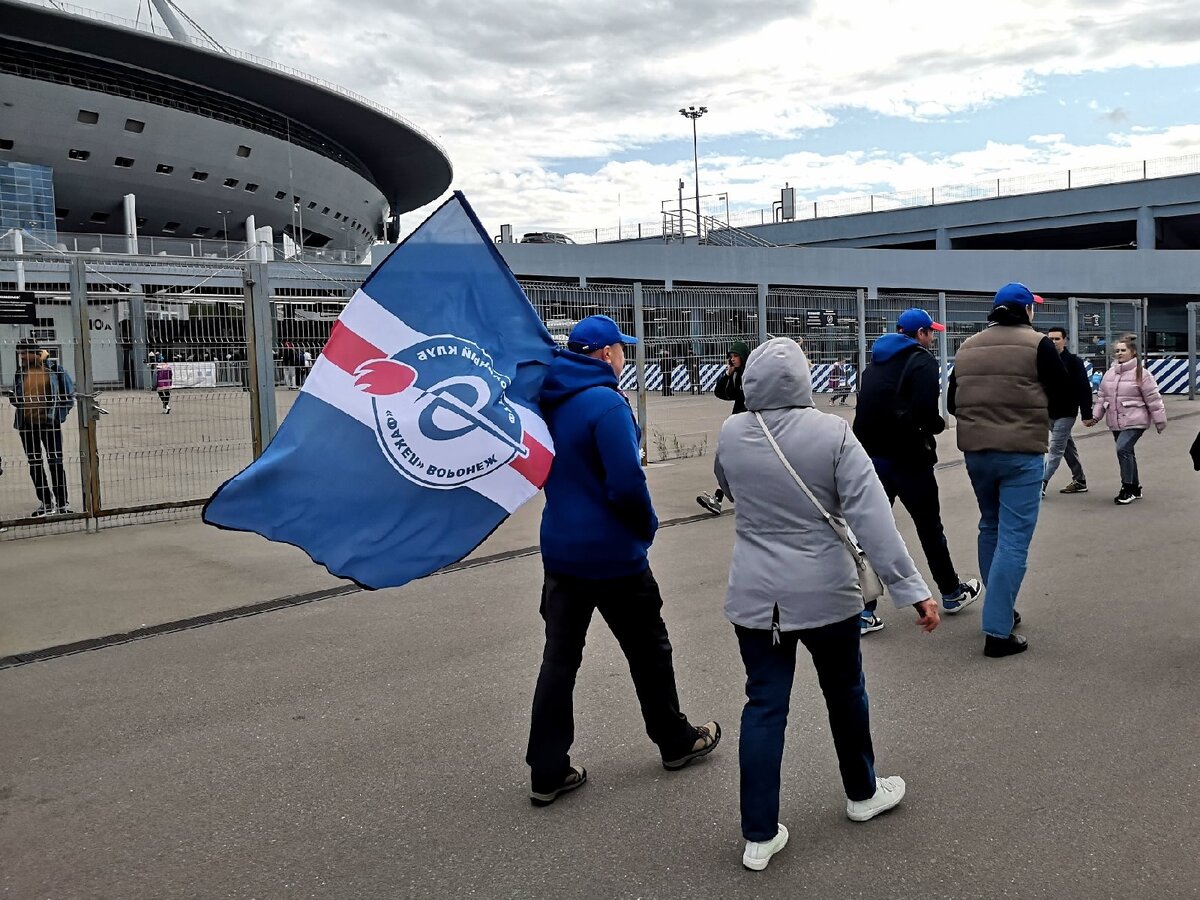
[1, 0, 453, 213]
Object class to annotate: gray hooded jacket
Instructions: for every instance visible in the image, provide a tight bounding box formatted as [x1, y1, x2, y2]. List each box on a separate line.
[715, 338, 930, 631]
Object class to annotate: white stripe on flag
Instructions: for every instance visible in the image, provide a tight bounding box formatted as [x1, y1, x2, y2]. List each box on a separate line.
[338, 289, 427, 354]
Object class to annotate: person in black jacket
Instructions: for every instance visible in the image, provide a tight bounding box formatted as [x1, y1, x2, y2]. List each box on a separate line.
[1042, 327, 1095, 497]
[853, 310, 979, 634]
[697, 340, 750, 515]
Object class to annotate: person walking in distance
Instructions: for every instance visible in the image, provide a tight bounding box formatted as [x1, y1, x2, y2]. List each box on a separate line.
[527, 315, 720, 807]
[853, 309, 980, 634]
[9, 339, 75, 517]
[829, 359, 852, 406]
[1041, 327, 1094, 497]
[715, 338, 939, 872]
[1086, 333, 1167, 504]
[151, 354, 173, 414]
[948, 283, 1070, 658]
[697, 340, 750, 515]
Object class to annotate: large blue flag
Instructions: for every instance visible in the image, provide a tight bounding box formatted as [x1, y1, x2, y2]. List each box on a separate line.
[204, 193, 557, 588]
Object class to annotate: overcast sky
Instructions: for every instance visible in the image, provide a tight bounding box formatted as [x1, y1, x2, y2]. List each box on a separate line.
[54, 0, 1200, 239]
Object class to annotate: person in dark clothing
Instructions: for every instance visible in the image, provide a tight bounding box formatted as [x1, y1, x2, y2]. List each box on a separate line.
[697, 340, 750, 515]
[659, 347, 674, 396]
[1041, 327, 1095, 497]
[853, 309, 980, 635]
[10, 339, 75, 517]
[527, 315, 720, 807]
[948, 283, 1072, 658]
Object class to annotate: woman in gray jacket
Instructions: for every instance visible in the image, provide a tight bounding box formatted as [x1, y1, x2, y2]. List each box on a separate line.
[714, 338, 939, 871]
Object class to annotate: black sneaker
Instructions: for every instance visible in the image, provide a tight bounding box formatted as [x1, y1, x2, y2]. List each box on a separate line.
[530, 765, 587, 807]
[663, 721, 721, 770]
[696, 492, 722, 516]
[1012, 611, 1022, 628]
[1130, 484, 1143, 501]
[1114, 486, 1134, 505]
[984, 633, 1028, 658]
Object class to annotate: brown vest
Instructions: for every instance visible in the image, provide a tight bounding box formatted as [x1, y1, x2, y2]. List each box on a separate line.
[954, 324, 1049, 454]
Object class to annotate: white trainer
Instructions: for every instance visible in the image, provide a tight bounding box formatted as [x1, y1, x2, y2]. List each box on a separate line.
[742, 823, 789, 871]
[846, 775, 906, 822]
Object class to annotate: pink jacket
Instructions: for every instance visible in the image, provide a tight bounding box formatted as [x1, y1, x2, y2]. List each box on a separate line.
[153, 365, 173, 390]
[1092, 359, 1166, 432]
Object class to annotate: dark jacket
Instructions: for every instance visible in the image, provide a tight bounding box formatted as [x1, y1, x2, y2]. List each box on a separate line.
[714, 340, 750, 414]
[1048, 348, 1093, 421]
[853, 333, 944, 466]
[948, 304, 1071, 454]
[10, 359, 75, 429]
[538, 349, 657, 579]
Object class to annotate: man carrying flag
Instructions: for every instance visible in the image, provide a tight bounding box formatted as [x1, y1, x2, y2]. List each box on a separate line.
[526, 315, 721, 807]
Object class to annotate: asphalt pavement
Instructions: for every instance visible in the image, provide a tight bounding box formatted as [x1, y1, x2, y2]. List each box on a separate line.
[2, 404, 1199, 898]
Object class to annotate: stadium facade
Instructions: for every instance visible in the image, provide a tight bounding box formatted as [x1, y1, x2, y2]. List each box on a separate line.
[0, 0, 452, 252]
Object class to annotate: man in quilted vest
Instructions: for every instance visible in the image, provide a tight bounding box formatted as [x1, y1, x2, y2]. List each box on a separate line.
[948, 284, 1070, 658]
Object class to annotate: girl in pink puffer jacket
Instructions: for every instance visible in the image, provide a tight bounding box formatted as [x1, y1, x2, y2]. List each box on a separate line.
[1087, 334, 1166, 504]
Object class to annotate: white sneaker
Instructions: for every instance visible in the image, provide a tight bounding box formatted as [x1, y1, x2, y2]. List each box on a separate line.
[846, 775, 906, 822]
[742, 823, 789, 871]
[30, 503, 53, 518]
[57, 504, 75, 515]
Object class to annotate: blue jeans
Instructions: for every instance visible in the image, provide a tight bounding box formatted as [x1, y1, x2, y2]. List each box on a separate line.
[964, 451, 1044, 638]
[1043, 417, 1086, 484]
[735, 616, 875, 841]
[1113, 429, 1144, 485]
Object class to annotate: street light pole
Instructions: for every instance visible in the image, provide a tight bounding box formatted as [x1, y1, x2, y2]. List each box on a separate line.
[679, 105, 707, 242]
[217, 209, 231, 256]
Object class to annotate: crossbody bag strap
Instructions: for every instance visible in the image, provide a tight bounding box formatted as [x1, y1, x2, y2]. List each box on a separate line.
[753, 412, 859, 560]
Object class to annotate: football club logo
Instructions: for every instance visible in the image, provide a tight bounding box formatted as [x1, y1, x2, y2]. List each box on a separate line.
[355, 335, 528, 489]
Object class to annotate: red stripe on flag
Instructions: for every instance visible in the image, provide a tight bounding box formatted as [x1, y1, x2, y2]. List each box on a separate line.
[324, 320, 386, 374]
[511, 434, 553, 488]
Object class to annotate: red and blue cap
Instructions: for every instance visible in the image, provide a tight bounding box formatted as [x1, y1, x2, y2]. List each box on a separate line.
[567, 315, 637, 353]
[897, 308, 945, 334]
[994, 282, 1045, 306]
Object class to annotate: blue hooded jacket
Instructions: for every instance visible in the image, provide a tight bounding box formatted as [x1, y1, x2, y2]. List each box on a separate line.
[538, 349, 657, 578]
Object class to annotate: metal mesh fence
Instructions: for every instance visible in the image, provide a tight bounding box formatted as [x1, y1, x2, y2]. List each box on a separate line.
[1, 251, 1194, 533]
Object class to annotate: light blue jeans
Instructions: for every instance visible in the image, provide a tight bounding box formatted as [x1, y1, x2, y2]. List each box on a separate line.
[964, 451, 1044, 638]
[1043, 417, 1086, 484]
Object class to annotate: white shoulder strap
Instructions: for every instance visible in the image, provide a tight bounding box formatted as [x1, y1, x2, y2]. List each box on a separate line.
[753, 411, 837, 526]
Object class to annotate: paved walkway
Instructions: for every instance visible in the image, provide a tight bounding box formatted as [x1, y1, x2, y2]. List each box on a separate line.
[1, 401, 1198, 897]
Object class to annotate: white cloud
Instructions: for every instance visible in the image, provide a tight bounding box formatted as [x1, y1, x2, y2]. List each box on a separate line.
[40, 0, 1200, 234]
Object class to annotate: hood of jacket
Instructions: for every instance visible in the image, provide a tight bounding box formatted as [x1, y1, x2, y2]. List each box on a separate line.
[743, 337, 812, 411]
[539, 348, 620, 409]
[869, 332, 921, 364]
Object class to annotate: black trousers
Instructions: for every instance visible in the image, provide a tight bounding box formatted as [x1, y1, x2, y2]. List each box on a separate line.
[19, 422, 68, 508]
[869, 457, 959, 602]
[526, 568, 695, 791]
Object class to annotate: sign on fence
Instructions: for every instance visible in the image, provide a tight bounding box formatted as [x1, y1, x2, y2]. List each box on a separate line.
[0, 291, 36, 325]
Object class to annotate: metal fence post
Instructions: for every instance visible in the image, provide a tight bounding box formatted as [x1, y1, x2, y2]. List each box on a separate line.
[1188, 302, 1197, 401]
[937, 291, 949, 418]
[128, 286, 149, 389]
[633, 281, 648, 463]
[856, 288, 868, 376]
[757, 283, 768, 346]
[68, 256, 101, 525]
[244, 261, 277, 457]
[1067, 297, 1079, 355]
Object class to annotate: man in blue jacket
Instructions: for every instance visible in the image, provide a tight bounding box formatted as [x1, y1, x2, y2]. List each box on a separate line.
[853, 310, 980, 633]
[526, 315, 720, 806]
[10, 339, 75, 517]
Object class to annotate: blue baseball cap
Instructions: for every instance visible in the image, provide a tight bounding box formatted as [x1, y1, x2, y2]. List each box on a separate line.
[567, 315, 637, 353]
[994, 282, 1045, 306]
[897, 308, 945, 334]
